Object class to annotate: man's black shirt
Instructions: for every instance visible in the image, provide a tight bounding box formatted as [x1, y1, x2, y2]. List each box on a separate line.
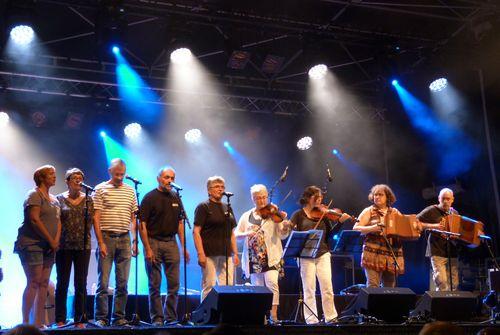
[139, 189, 181, 240]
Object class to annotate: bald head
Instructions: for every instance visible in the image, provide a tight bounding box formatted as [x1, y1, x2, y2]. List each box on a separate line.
[438, 188, 454, 212]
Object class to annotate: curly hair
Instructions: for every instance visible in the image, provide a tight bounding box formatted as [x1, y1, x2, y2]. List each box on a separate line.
[368, 184, 396, 206]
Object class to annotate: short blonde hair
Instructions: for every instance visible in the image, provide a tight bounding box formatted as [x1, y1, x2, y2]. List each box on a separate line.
[109, 158, 126, 170]
[207, 176, 225, 189]
[250, 184, 267, 197]
[34, 165, 55, 186]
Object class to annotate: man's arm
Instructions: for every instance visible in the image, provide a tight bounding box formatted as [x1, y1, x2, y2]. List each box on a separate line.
[93, 209, 107, 257]
[177, 220, 190, 262]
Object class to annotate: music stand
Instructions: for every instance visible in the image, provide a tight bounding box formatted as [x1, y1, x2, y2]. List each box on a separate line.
[333, 230, 363, 286]
[333, 230, 363, 254]
[283, 230, 323, 324]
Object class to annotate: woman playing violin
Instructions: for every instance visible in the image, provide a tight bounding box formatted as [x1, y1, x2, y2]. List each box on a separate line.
[290, 186, 338, 324]
[235, 184, 291, 323]
[353, 184, 403, 288]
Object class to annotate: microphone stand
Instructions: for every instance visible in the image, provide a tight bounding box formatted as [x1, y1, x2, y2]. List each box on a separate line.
[129, 179, 149, 327]
[379, 225, 401, 287]
[429, 229, 461, 291]
[269, 166, 287, 203]
[224, 194, 234, 286]
[175, 188, 193, 326]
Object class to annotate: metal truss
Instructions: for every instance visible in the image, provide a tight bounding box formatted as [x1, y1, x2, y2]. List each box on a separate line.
[0, 70, 385, 121]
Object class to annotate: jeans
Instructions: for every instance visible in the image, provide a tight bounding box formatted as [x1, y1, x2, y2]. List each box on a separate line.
[299, 252, 337, 324]
[94, 232, 131, 323]
[146, 238, 180, 323]
[55, 249, 91, 323]
[201, 256, 234, 301]
[250, 270, 279, 306]
[431, 256, 459, 291]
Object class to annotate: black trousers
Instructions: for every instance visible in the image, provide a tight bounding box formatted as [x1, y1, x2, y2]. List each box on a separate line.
[55, 249, 91, 323]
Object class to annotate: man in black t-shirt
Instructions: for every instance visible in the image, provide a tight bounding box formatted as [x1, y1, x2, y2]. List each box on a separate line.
[138, 167, 190, 325]
[193, 176, 239, 301]
[417, 188, 459, 291]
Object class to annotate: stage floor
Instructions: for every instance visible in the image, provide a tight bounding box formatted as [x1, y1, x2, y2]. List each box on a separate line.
[2, 323, 499, 335]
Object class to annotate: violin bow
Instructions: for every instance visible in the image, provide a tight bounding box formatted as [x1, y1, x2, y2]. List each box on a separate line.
[312, 199, 333, 230]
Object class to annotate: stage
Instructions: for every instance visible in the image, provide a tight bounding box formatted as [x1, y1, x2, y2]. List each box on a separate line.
[2, 323, 499, 335]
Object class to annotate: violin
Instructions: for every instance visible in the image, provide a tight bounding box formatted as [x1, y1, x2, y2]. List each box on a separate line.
[308, 204, 357, 224]
[257, 203, 287, 223]
[309, 205, 343, 222]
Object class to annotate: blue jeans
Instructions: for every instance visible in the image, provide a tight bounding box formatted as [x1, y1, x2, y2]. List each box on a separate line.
[94, 232, 131, 323]
[146, 238, 180, 323]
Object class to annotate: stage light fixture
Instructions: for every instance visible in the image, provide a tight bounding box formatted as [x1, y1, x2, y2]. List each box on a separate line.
[223, 141, 230, 148]
[0, 112, 10, 128]
[429, 78, 448, 92]
[170, 48, 192, 65]
[391, 79, 399, 86]
[297, 136, 313, 151]
[184, 128, 202, 144]
[100, 131, 107, 138]
[308, 64, 327, 80]
[124, 122, 142, 139]
[332, 149, 339, 155]
[112, 45, 120, 55]
[10, 24, 35, 45]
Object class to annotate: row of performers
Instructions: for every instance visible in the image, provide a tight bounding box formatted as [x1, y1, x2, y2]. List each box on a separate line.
[14, 159, 483, 328]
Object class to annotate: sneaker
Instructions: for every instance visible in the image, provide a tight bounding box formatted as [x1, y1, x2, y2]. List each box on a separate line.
[94, 319, 109, 328]
[152, 319, 164, 327]
[111, 319, 129, 327]
[164, 320, 180, 327]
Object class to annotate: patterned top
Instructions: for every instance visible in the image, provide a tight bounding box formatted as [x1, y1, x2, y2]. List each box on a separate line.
[57, 193, 93, 250]
[247, 211, 283, 277]
[360, 206, 404, 275]
[93, 182, 138, 233]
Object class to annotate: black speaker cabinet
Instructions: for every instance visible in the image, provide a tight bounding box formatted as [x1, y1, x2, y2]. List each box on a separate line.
[341, 287, 417, 323]
[191, 285, 273, 325]
[410, 291, 478, 321]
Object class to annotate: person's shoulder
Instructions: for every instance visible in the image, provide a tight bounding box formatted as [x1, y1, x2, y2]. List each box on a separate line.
[290, 208, 304, 219]
[240, 208, 254, 218]
[143, 188, 158, 198]
[359, 206, 372, 216]
[121, 183, 136, 191]
[25, 189, 38, 198]
[94, 181, 108, 190]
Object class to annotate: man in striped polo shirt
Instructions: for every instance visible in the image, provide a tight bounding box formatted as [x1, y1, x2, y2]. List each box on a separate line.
[93, 158, 138, 327]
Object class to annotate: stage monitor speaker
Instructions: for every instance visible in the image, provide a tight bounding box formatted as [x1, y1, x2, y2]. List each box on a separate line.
[340, 287, 416, 323]
[191, 285, 273, 325]
[410, 291, 478, 321]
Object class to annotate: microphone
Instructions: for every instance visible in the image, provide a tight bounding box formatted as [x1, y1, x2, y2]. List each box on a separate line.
[78, 182, 95, 192]
[125, 175, 142, 185]
[479, 235, 492, 240]
[223, 191, 234, 197]
[279, 166, 289, 183]
[326, 164, 333, 182]
[169, 182, 183, 191]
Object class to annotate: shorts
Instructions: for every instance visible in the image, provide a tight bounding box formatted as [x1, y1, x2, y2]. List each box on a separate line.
[17, 248, 55, 267]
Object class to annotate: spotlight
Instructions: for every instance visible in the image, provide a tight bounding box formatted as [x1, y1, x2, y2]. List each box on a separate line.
[391, 79, 399, 86]
[9, 24, 34, 45]
[297, 136, 313, 151]
[100, 131, 107, 138]
[0, 112, 10, 128]
[184, 128, 202, 144]
[112, 45, 120, 55]
[332, 149, 339, 155]
[429, 78, 448, 92]
[223, 141, 230, 148]
[170, 48, 192, 65]
[308, 64, 328, 80]
[124, 122, 142, 139]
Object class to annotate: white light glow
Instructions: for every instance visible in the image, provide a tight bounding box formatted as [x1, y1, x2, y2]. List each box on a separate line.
[308, 64, 328, 80]
[184, 128, 202, 143]
[124, 122, 142, 139]
[10, 25, 35, 45]
[0, 112, 10, 128]
[429, 78, 448, 92]
[170, 48, 193, 65]
[297, 136, 313, 150]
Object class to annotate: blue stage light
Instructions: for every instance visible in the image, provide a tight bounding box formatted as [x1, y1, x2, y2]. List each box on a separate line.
[223, 141, 230, 148]
[100, 131, 107, 138]
[391, 79, 398, 86]
[112, 45, 120, 55]
[332, 149, 339, 155]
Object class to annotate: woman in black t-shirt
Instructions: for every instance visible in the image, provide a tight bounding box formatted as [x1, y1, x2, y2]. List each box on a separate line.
[290, 186, 338, 324]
